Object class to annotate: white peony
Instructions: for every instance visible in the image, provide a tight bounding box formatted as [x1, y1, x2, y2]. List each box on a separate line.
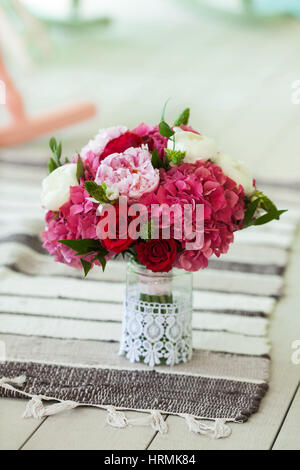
[215, 153, 255, 197]
[41, 164, 79, 211]
[168, 129, 218, 164]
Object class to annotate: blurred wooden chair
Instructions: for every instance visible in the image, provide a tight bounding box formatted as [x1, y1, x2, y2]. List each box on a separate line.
[0, 50, 96, 147]
[0, 1, 97, 147]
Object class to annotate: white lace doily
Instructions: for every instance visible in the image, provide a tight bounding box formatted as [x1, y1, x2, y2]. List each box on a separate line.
[119, 297, 193, 367]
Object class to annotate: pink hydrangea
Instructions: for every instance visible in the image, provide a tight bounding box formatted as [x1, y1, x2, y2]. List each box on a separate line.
[134, 123, 168, 159]
[95, 147, 160, 202]
[42, 185, 104, 269]
[141, 160, 245, 272]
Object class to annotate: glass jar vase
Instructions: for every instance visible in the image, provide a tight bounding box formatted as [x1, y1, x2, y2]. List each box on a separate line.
[119, 259, 193, 367]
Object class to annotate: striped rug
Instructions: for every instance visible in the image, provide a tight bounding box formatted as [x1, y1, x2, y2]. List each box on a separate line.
[0, 153, 299, 438]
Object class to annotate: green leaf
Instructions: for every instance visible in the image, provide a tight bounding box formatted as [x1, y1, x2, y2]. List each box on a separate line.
[84, 181, 109, 204]
[243, 198, 261, 228]
[76, 156, 85, 182]
[49, 137, 57, 154]
[159, 121, 174, 139]
[257, 192, 278, 215]
[174, 108, 190, 127]
[151, 149, 163, 169]
[59, 240, 108, 275]
[94, 254, 107, 272]
[48, 157, 58, 174]
[57, 141, 62, 160]
[253, 210, 287, 226]
[165, 149, 186, 166]
[81, 259, 92, 277]
[49, 137, 62, 166]
[58, 238, 103, 255]
[151, 150, 169, 171]
[243, 190, 287, 230]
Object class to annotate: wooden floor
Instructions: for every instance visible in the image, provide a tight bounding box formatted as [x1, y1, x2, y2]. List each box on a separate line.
[0, 0, 300, 450]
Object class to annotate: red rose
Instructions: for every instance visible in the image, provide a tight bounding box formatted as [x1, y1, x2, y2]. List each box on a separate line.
[136, 240, 178, 273]
[98, 205, 134, 254]
[101, 131, 143, 159]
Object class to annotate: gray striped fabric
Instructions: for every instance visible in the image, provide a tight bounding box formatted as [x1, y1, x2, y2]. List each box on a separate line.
[0, 154, 299, 422]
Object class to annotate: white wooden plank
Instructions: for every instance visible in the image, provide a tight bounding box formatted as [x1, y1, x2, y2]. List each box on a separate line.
[22, 409, 158, 451]
[273, 387, 300, 451]
[0, 399, 46, 451]
[149, 231, 300, 450]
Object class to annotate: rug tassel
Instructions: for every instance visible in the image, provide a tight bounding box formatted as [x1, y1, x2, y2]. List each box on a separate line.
[150, 411, 168, 434]
[42, 401, 79, 417]
[183, 415, 232, 439]
[23, 396, 79, 419]
[23, 396, 45, 419]
[106, 406, 128, 429]
[106, 408, 167, 434]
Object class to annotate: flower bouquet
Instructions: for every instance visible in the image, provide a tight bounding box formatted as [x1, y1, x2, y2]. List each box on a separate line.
[41, 105, 286, 366]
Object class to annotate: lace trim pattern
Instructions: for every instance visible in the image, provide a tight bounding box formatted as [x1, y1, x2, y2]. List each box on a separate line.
[119, 298, 193, 367]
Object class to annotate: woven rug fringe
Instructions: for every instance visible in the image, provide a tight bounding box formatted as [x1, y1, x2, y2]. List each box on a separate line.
[181, 414, 232, 439]
[0, 375, 231, 439]
[106, 406, 168, 434]
[23, 396, 79, 419]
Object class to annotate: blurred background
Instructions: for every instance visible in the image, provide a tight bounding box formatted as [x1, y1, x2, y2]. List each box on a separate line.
[0, 0, 299, 180]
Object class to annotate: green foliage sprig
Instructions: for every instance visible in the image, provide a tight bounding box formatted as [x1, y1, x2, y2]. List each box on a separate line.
[243, 191, 287, 229]
[151, 149, 169, 171]
[84, 181, 113, 204]
[157, 103, 191, 164]
[173, 108, 190, 127]
[58, 238, 109, 276]
[165, 149, 186, 166]
[48, 137, 74, 175]
[76, 155, 85, 182]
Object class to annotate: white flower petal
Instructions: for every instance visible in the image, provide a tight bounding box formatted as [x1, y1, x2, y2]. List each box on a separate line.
[41, 164, 79, 211]
[215, 153, 255, 196]
[168, 130, 218, 164]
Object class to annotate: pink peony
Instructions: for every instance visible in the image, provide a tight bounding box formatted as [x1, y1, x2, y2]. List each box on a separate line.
[141, 160, 245, 272]
[81, 126, 127, 159]
[42, 185, 105, 269]
[100, 131, 143, 159]
[78, 123, 168, 180]
[134, 123, 168, 159]
[95, 147, 159, 202]
[80, 126, 127, 179]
